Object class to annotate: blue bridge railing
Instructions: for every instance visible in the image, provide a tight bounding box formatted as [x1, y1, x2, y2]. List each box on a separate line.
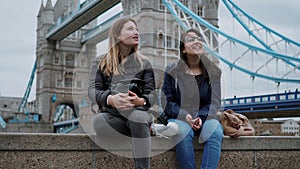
[222, 89, 300, 114]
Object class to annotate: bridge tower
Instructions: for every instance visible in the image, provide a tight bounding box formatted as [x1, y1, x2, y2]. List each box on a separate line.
[36, 0, 95, 123]
[35, 0, 219, 123]
[121, 0, 219, 85]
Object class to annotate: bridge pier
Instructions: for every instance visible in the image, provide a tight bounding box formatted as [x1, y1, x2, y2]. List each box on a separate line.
[0, 133, 299, 169]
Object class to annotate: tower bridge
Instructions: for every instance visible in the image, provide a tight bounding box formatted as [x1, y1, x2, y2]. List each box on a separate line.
[1, 1, 300, 168]
[46, 0, 120, 41]
[3, 0, 299, 133]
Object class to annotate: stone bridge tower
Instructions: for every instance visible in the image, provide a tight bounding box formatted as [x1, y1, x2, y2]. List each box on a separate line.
[36, 0, 95, 123]
[121, 0, 219, 86]
[35, 0, 218, 123]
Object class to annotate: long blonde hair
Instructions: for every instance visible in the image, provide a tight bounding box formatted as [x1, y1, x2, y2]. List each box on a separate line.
[99, 17, 144, 76]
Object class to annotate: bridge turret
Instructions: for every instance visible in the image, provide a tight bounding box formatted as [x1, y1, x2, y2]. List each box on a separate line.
[43, 0, 54, 26]
[202, 0, 219, 28]
[37, 1, 44, 49]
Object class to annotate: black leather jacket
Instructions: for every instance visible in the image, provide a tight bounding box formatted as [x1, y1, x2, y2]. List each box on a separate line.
[88, 54, 156, 115]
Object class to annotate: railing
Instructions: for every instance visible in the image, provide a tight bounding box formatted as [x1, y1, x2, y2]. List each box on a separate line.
[223, 89, 300, 106]
[48, 0, 98, 33]
[53, 118, 79, 133]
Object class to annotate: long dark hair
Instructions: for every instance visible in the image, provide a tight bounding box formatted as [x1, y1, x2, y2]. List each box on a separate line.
[179, 29, 209, 80]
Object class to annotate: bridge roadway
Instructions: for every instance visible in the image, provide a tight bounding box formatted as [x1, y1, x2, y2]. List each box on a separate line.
[46, 0, 120, 41]
[223, 90, 300, 119]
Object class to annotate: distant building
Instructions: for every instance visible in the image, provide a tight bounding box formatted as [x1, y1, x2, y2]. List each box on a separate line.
[253, 119, 299, 136]
[0, 96, 22, 121]
[281, 119, 299, 135]
[0, 96, 51, 133]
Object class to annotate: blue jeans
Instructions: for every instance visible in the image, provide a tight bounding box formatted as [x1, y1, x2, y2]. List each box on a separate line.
[169, 119, 223, 169]
[93, 110, 151, 169]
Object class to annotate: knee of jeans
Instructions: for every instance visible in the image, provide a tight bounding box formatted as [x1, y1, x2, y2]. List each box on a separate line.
[210, 123, 224, 142]
[175, 122, 194, 142]
[128, 110, 149, 123]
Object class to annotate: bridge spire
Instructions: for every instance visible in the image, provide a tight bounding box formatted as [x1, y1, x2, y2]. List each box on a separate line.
[37, 0, 44, 17]
[45, 0, 53, 10]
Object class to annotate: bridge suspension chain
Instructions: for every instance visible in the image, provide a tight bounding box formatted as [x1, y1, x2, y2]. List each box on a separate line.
[162, 0, 300, 84]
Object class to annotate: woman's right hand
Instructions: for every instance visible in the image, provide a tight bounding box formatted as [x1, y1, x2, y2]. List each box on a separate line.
[107, 93, 135, 111]
[185, 114, 202, 130]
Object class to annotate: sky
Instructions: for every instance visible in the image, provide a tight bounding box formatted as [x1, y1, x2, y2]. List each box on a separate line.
[0, 0, 299, 101]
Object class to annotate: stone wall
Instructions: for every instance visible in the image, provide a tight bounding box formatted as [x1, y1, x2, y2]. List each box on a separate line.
[0, 133, 299, 169]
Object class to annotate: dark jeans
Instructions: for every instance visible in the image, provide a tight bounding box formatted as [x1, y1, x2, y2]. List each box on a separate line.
[93, 110, 151, 169]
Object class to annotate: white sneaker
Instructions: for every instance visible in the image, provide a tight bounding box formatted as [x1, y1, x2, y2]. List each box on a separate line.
[151, 122, 178, 139]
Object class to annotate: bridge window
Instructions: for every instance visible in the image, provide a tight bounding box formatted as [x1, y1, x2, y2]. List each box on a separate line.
[239, 99, 245, 104]
[54, 57, 59, 65]
[159, 0, 165, 11]
[174, 36, 179, 48]
[157, 32, 164, 48]
[197, 4, 204, 17]
[181, 0, 189, 8]
[130, 1, 141, 16]
[66, 54, 75, 67]
[56, 80, 63, 88]
[64, 72, 73, 88]
[163, 36, 172, 48]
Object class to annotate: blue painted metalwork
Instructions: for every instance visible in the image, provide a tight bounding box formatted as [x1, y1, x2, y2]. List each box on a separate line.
[81, 11, 123, 43]
[18, 60, 36, 113]
[48, 0, 98, 34]
[222, 89, 300, 114]
[9, 60, 39, 123]
[9, 114, 40, 123]
[46, 0, 120, 41]
[165, 0, 300, 62]
[0, 115, 6, 128]
[162, 0, 300, 84]
[222, 0, 300, 70]
[223, 0, 300, 50]
[53, 118, 79, 133]
[53, 105, 66, 122]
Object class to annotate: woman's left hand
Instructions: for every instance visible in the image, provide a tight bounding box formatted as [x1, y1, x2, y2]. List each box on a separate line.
[128, 90, 145, 106]
[192, 117, 202, 130]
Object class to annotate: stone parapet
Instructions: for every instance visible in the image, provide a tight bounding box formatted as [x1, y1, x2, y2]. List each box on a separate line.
[0, 133, 299, 169]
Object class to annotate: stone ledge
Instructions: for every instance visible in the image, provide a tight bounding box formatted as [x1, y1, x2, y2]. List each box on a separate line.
[1, 133, 299, 150]
[0, 133, 299, 169]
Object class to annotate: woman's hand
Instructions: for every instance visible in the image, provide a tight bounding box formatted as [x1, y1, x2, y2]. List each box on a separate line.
[185, 114, 202, 130]
[128, 90, 145, 106]
[107, 93, 135, 111]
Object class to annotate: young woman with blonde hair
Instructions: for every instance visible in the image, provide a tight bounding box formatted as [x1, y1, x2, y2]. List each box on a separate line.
[88, 17, 155, 169]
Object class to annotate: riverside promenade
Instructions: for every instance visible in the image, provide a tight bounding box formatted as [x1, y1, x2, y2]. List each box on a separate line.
[0, 133, 299, 169]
